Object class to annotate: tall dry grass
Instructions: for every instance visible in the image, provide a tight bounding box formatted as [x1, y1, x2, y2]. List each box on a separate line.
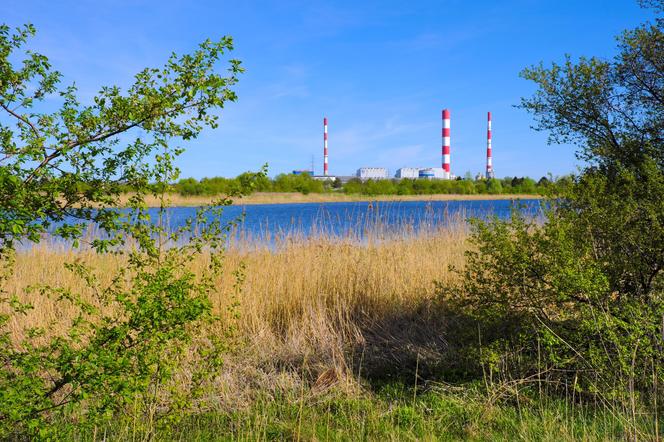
[120, 191, 541, 207]
[4, 222, 468, 403]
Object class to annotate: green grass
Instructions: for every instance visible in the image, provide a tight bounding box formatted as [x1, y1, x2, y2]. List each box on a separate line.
[61, 384, 658, 441]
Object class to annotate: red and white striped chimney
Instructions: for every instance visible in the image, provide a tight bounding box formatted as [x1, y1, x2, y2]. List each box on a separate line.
[486, 112, 494, 178]
[323, 117, 329, 176]
[442, 109, 451, 179]
[323, 117, 328, 176]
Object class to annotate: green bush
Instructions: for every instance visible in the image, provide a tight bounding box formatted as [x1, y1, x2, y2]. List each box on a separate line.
[0, 23, 251, 438]
[0, 200, 238, 438]
[442, 2, 664, 410]
[271, 172, 324, 194]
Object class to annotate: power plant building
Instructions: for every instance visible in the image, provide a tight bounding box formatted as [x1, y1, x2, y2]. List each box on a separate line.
[357, 167, 388, 180]
[395, 167, 421, 179]
[292, 169, 314, 176]
[419, 167, 447, 179]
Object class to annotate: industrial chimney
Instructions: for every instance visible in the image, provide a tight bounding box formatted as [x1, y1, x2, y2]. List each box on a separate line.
[486, 112, 494, 179]
[323, 117, 329, 176]
[442, 109, 451, 179]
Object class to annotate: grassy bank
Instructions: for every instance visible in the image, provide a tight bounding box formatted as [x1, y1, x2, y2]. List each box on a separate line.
[66, 386, 651, 441]
[5, 225, 659, 439]
[119, 191, 542, 207]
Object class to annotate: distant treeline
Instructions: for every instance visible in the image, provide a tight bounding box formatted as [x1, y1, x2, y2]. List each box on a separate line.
[341, 175, 560, 195]
[167, 173, 569, 196]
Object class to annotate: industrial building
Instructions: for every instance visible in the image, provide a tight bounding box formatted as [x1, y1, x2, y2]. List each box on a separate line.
[312, 175, 336, 181]
[395, 167, 421, 179]
[357, 167, 388, 180]
[418, 167, 448, 179]
[292, 169, 314, 176]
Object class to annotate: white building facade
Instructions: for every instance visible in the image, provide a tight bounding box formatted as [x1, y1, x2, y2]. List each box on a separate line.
[419, 167, 448, 179]
[356, 167, 389, 180]
[395, 167, 421, 179]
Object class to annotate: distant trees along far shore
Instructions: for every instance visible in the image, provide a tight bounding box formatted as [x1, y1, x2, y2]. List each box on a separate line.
[156, 172, 566, 196]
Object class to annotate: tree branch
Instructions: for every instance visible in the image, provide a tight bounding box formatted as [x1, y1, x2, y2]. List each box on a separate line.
[0, 100, 42, 139]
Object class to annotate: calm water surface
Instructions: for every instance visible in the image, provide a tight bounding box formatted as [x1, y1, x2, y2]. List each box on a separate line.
[147, 199, 542, 243]
[40, 199, 542, 250]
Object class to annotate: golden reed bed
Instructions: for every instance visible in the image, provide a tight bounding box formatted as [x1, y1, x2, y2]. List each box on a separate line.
[5, 225, 468, 401]
[119, 192, 541, 207]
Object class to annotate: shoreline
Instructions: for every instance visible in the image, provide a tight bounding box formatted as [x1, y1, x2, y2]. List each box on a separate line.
[126, 192, 543, 207]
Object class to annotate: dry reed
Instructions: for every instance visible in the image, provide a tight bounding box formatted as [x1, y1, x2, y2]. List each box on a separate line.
[4, 222, 469, 404]
[119, 192, 540, 208]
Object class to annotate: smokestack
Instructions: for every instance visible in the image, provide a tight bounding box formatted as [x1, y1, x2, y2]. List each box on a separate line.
[442, 109, 451, 179]
[486, 112, 494, 179]
[323, 117, 329, 176]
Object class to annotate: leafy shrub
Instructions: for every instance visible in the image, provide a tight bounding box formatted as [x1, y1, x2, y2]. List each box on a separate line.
[0, 203, 238, 438]
[0, 23, 254, 438]
[443, 204, 663, 399]
[441, 2, 664, 411]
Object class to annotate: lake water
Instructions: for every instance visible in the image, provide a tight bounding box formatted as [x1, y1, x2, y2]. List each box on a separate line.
[143, 198, 543, 244]
[41, 198, 542, 250]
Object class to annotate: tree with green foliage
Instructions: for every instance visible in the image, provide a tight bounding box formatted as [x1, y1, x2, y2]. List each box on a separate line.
[342, 177, 363, 194]
[170, 172, 559, 197]
[519, 1, 663, 302]
[485, 178, 503, 194]
[445, 0, 663, 416]
[0, 23, 252, 438]
[0, 24, 244, 252]
[272, 172, 324, 194]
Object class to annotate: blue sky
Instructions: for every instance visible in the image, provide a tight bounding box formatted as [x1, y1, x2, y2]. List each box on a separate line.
[1, 0, 656, 179]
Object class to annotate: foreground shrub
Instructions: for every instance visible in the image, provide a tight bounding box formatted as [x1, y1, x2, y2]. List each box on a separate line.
[441, 0, 663, 421]
[444, 206, 663, 400]
[0, 23, 252, 438]
[0, 204, 235, 438]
